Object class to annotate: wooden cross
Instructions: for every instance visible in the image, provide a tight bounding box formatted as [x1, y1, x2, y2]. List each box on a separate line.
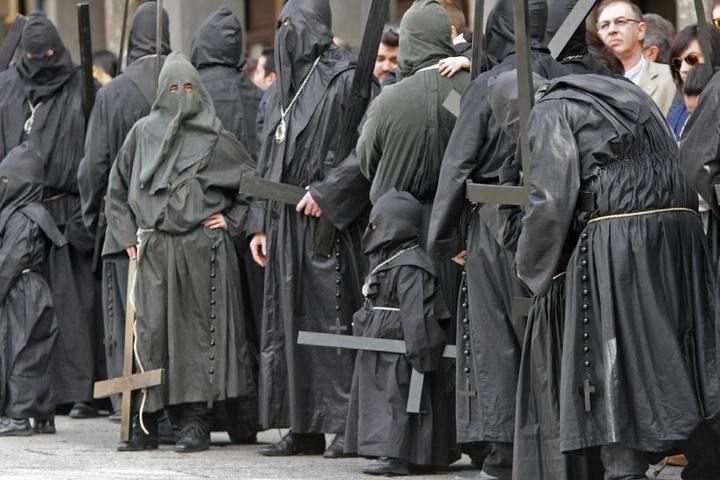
[583, 378, 596, 413]
[327, 318, 349, 355]
[457, 379, 477, 421]
[93, 259, 164, 441]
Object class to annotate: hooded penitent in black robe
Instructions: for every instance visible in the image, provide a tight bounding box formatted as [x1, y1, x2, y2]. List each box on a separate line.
[77, 1, 170, 413]
[106, 53, 256, 415]
[0, 12, 99, 405]
[190, 3, 264, 378]
[0, 143, 65, 420]
[427, 0, 567, 454]
[357, 0, 469, 334]
[245, 0, 372, 433]
[516, 74, 720, 456]
[344, 189, 458, 467]
[487, 68, 604, 480]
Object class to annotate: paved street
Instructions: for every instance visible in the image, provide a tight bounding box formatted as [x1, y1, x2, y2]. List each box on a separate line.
[0, 416, 682, 479]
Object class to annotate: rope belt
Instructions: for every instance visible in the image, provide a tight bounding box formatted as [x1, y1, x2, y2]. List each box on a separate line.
[372, 306, 400, 312]
[587, 207, 696, 225]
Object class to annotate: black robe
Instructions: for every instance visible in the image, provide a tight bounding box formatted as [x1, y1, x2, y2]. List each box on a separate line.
[191, 3, 265, 373]
[107, 120, 256, 412]
[0, 143, 66, 419]
[245, 1, 371, 433]
[0, 66, 99, 406]
[344, 251, 457, 466]
[77, 1, 171, 412]
[428, 0, 568, 445]
[518, 74, 720, 453]
[345, 189, 458, 466]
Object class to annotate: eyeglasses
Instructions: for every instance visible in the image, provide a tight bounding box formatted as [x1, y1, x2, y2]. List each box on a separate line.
[596, 17, 641, 33]
[671, 53, 702, 72]
[714, 18, 720, 29]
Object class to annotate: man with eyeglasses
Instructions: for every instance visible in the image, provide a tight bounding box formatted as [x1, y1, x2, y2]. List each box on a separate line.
[596, 0, 675, 115]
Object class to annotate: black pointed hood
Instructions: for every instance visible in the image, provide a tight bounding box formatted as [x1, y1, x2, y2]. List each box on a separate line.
[274, 0, 334, 104]
[546, 0, 587, 60]
[190, 6, 245, 70]
[485, 0, 549, 66]
[127, 1, 171, 65]
[362, 189, 422, 257]
[16, 11, 76, 103]
[397, 0, 456, 78]
[0, 143, 67, 247]
[488, 69, 550, 140]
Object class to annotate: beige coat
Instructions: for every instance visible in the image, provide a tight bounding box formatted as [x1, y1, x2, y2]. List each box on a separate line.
[637, 59, 677, 116]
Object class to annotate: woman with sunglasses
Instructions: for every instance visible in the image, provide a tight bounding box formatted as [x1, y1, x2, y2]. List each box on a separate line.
[666, 24, 720, 140]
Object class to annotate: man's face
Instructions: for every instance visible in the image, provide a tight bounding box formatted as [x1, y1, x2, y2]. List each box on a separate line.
[252, 56, 276, 91]
[374, 43, 399, 83]
[597, 2, 646, 60]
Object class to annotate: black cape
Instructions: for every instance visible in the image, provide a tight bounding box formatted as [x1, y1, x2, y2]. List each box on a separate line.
[245, 0, 372, 433]
[518, 74, 720, 453]
[77, 1, 170, 413]
[345, 190, 458, 466]
[0, 13, 99, 404]
[0, 143, 65, 419]
[428, 0, 567, 445]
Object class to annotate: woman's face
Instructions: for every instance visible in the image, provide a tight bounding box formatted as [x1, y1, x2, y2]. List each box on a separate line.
[678, 39, 705, 83]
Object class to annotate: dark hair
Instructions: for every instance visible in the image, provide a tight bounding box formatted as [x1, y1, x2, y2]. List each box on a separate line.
[597, 0, 643, 22]
[93, 50, 118, 78]
[684, 63, 715, 96]
[381, 25, 399, 48]
[443, 1, 466, 35]
[669, 24, 720, 86]
[261, 48, 275, 76]
[643, 13, 674, 63]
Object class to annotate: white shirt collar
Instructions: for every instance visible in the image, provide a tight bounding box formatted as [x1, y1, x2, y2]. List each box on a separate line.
[624, 55, 646, 85]
[453, 34, 465, 46]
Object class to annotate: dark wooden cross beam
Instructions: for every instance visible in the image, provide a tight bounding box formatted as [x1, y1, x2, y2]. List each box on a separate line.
[694, 0, 719, 69]
[470, 0, 486, 79]
[583, 378, 596, 412]
[77, 3, 96, 122]
[94, 259, 164, 442]
[297, 331, 456, 414]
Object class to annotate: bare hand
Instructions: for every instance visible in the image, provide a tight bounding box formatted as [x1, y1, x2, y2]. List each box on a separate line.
[296, 191, 323, 218]
[451, 250, 466, 266]
[126, 245, 137, 261]
[203, 213, 228, 230]
[250, 233, 267, 268]
[438, 56, 471, 77]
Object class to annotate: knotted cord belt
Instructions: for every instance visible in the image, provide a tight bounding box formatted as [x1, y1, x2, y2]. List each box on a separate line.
[587, 207, 697, 225]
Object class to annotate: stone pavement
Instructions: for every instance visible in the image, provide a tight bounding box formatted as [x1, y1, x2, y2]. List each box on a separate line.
[0, 416, 682, 480]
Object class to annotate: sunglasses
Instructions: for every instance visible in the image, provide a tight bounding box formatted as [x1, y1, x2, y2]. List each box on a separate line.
[714, 18, 720, 29]
[671, 53, 701, 72]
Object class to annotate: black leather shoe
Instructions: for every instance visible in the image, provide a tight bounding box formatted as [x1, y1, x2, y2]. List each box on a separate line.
[32, 417, 56, 434]
[323, 434, 355, 458]
[0, 417, 31, 436]
[69, 402, 97, 419]
[117, 415, 159, 452]
[257, 432, 325, 456]
[175, 424, 210, 453]
[362, 457, 411, 476]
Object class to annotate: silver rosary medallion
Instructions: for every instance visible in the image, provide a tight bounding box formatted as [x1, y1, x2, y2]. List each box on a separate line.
[275, 118, 286, 144]
[23, 116, 34, 135]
